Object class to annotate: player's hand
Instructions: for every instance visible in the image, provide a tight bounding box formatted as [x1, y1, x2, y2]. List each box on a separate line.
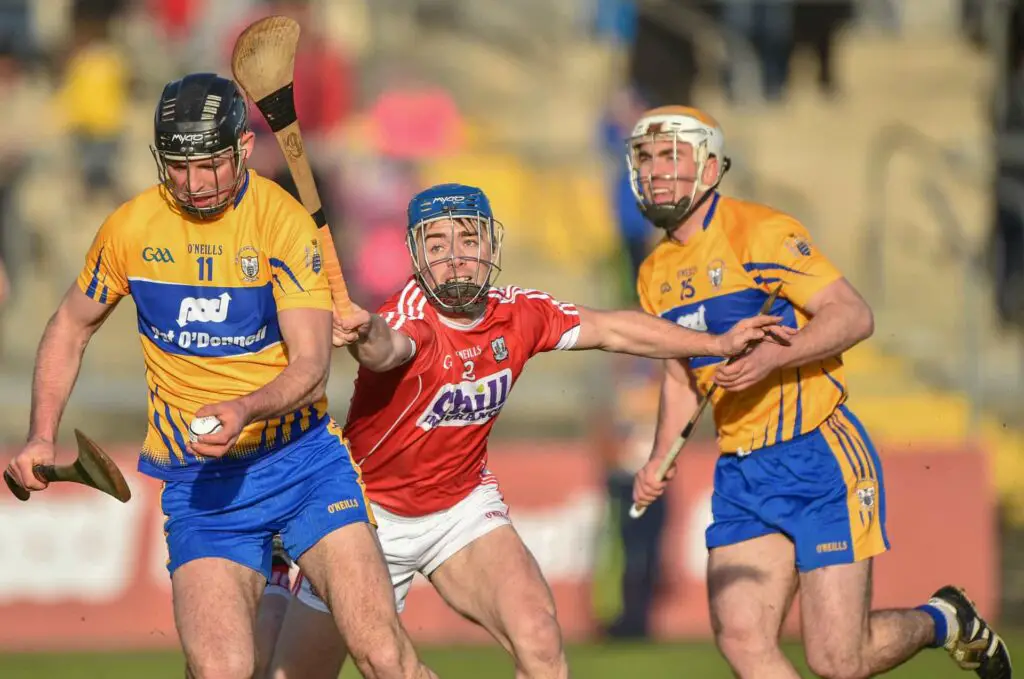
[633, 455, 678, 510]
[6, 438, 56, 493]
[713, 315, 788, 357]
[187, 400, 249, 458]
[332, 304, 371, 348]
[713, 340, 786, 392]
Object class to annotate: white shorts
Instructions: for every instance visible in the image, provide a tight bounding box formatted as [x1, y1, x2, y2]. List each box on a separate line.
[293, 482, 511, 614]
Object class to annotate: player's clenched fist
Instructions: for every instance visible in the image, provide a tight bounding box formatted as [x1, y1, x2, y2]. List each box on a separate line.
[187, 400, 249, 458]
[712, 315, 795, 357]
[633, 456, 678, 510]
[6, 439, 56, 492]
[332, 304, 371, 348]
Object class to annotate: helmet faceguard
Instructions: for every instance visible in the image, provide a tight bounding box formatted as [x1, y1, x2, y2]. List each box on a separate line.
[150, 73, 250, 220]
[406, 184, 504, 315]
[626, 106, 731, 230]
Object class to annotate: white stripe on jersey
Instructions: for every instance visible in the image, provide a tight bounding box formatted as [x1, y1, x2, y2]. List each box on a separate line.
[554, 325, 580, 351]
[487, 286, 579, 315]
[389, 281, 427, 331]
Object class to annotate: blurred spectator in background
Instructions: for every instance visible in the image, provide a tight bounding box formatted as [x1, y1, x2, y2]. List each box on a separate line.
[148, 0, 254, 73]
[602, 86, 652, 305]
[54, 2, 129, 204]
[992, 0, 1024, 326]
[719, 0, 794, 103]
[338, 150, 419, 313]
[591, 365, 665, 640]
[628, 0, 700, 108]
[793, 0, 853, 98]
[593, 0, 636, 47]
[718, 0, 853, 103]
[343, 68, 465, 310]
[149, 0, 197, 51]
[0, 0, 34, 64]
[961, 0, 987, 48]
[0, 33, 35, 282]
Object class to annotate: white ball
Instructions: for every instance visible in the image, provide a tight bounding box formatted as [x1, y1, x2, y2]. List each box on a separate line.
[189, 415, 223, 443]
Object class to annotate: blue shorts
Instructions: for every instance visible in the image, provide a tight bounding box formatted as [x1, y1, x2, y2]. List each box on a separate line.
[706, 405, 890, 572]
[160, 419, 373, 580]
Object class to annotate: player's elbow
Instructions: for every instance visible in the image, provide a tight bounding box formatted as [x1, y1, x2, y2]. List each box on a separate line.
[850, 300, 874, 342]
[298, 348, 331, 394]
[346, 349, 399, 373]
[50, 304, 97, 351]
[577, 308, 625, 352]
[358, 354, 399, 373]
[309, 371, 329, 402]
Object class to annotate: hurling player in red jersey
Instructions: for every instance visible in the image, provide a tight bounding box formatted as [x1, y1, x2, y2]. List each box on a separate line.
[264, 183, 790, 679]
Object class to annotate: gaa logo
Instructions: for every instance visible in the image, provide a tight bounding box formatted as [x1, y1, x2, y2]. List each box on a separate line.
[142, 247, 175, 263]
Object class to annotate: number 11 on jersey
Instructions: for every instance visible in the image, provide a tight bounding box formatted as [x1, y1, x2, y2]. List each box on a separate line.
[196, 256, 214, 281]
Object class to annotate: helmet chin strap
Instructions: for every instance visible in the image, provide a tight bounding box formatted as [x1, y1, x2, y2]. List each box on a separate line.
[642, 157, 732, 230]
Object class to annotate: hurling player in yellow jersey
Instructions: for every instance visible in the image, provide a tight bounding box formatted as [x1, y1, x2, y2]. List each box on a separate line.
[628, 106, 1010, 679]
[4, 73, 435, 679]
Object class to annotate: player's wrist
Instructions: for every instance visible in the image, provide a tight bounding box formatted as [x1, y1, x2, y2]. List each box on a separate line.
[230, 396, 258, 427]
[707, 333, 728, 356]
[26, 430, 55, 445]
[647, 449, 671, 466]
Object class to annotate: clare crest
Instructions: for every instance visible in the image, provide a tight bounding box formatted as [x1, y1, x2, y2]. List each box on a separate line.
[707, 259, 724, 289]
[855, 481, 876, 510]
[236, 245, 260, 282]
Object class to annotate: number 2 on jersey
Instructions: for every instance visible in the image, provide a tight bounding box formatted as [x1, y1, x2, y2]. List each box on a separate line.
[196, 256, 214, 281]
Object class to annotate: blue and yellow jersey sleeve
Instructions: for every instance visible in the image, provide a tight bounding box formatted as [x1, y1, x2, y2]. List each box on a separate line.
[739, 216, 843, 312]
[264, 199, 333, 313]
[77, 202, 131, 305]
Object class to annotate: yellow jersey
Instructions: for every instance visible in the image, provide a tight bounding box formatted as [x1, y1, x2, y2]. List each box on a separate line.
[76, 170, 334, 479]
[637, 193, 847, 454]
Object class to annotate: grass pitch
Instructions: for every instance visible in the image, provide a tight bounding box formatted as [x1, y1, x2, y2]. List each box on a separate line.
[1, 634, 1012, 678]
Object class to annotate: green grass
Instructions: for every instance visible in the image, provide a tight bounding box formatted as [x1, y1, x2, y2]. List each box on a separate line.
[1, 635, 1014, 678]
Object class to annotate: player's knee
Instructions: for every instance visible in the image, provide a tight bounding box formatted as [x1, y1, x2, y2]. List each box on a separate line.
[509, 609, 566, 673]
[804, 645, 870, 679]
[347, 622, 413, 677]
[187, 649, 256, 679]
[712, 615, 780, 668]
[350, 644, 406, 678]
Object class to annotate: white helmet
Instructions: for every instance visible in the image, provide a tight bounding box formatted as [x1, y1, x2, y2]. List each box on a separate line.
[625, 105, 731, 229]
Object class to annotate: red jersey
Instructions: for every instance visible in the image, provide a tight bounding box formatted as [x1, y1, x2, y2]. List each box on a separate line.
[345, 278, 582, 516]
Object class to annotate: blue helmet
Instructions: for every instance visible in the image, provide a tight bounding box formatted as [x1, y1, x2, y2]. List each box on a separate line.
[406, 183, 504, 314]
[407, 182, 494, 227]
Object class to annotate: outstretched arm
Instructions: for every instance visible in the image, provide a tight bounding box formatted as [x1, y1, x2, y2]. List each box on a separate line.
[344, 311, 417, 373]
[570, 306, 784, 358]
[29, 284, 117, 443]
[332, 304, 418, 373]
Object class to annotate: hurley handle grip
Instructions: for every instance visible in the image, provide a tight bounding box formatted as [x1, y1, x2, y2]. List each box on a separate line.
[4, 464, 57, 502]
